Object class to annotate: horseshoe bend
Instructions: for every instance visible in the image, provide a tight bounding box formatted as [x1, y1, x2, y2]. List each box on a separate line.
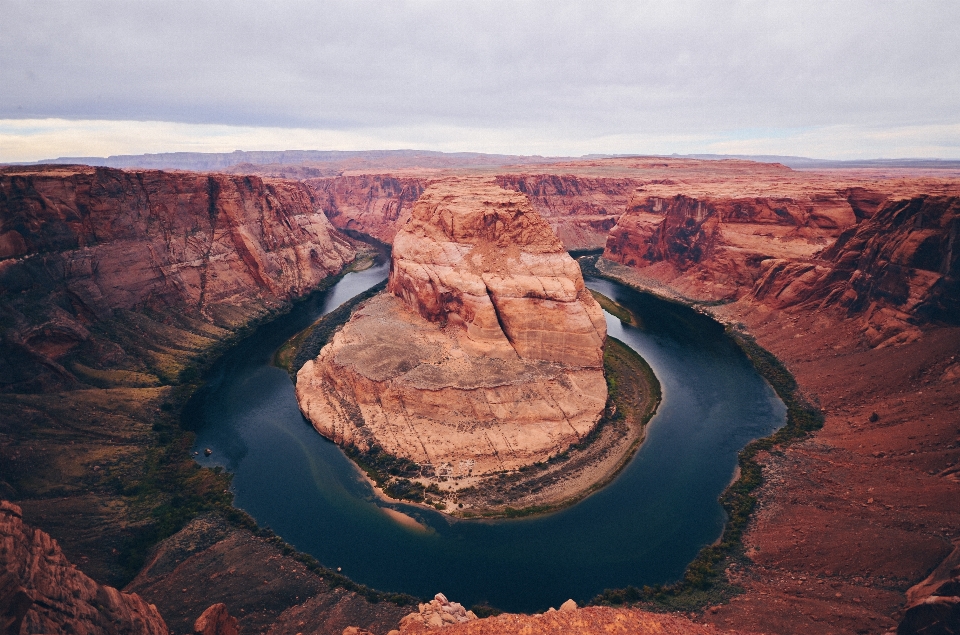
[294, 179, 657, 514]
[2, 156, 959, 635]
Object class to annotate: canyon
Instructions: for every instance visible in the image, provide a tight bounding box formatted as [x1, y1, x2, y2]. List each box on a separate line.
[1, 155, 959, 634]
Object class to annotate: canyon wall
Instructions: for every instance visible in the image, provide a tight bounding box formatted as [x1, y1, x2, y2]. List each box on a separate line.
[296, 179, 607, 477]
[0, 165, 355, 593]
[602, 191, 858, 301]
[752, 195, 960, 346]
[494, 174, 639, 250]
[603, 191, 959, 347]
[301, 173, 639, 252]
[0, 165, 355, 392]
[305, 175, 428, 244]
[0, 500, 168, 635]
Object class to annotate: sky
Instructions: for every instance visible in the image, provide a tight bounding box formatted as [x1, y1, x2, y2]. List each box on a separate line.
[1, 0, 959, 162]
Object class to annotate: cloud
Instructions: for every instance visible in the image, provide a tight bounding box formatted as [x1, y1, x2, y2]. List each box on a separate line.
[1, 0, 958, 158]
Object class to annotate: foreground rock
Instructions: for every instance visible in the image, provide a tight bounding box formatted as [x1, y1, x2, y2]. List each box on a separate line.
[0, 500, 168, 635]
[297, 180, 606, 481]
[194, 603, 240, 635]
[397, 592, 478, 630]
[398, 605, 754, 634]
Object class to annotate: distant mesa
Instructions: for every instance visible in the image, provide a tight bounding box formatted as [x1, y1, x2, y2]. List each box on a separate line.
[295, 179, 607, 480]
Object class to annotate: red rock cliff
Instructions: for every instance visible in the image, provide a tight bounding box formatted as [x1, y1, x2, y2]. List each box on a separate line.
[495, 174, 638, 250]
[0, 500, 168, 635]
[305, 174, 427, 244]
[0, 165, 355, 392]
[752, 195, 960, 346]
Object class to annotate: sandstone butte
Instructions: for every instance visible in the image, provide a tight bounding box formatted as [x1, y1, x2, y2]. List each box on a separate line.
[296, 179, 608, 480]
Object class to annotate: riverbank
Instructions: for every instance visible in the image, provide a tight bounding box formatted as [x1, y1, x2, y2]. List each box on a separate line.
[583, 254, 960, 635]
[583, 255, 823, 613]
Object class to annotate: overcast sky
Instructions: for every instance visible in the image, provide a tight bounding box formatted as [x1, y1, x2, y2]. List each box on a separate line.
[2, 0, 959, 161]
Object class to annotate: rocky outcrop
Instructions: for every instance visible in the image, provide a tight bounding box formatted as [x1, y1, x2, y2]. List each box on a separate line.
[752, 196, 960, 347]
[398, 593, 478, 630]
[0, 165, 355, 392]
[0, 500, 168, 635]
[296, 180, 606, 477]
[397, 605, 750, 634]
[193, 603, 239, 635]
[896, 541, 960, 635]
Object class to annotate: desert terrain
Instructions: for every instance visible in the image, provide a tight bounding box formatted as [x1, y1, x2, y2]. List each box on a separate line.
[1, 154, 959, 634]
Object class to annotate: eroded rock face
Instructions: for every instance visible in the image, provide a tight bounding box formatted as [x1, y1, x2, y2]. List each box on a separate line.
[0, 500, 168, 635]
[307, 175, 427, 244]
[193, 603, 239, 635]
[0, 165, 355, 392]
[297, 180, 606, 476]
[603, 193, 845, 301]
[389, 182, 606, 367]
[752, 196, 960, 347]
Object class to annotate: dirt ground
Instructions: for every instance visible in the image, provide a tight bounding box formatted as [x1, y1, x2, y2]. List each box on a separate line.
[698, 303, 960, 635]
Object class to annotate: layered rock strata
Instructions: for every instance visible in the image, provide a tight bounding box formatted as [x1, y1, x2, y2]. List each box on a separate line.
[0, 500, 168, 635]
[752, 195, 959, 346]
[306, 175, 428, 244]
[297, 180, 606, 477]
[0, 165, 355, 392]
[603, 192, 960, 347]
[603, 192, 853, 302]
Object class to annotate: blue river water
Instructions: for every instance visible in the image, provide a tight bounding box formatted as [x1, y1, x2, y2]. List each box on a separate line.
[186, 263, 785, 612]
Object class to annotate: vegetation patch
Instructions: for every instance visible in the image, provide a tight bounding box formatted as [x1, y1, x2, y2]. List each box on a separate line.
[344, 445, 442, 504]
[590, 289, 637, 326]
[275, 280, 388, 377]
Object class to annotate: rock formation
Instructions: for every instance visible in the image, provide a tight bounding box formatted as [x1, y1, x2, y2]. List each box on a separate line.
[0, 500, 168, 635]
[494, 174, 637, 250]
[398, 593, 478, 630]
[297, 180, 606, 477]
[193, 603, 239, 635]
[752, 196, 960, 347]
[0, 165, 355, 392]
[397, 605, 749, 634]
[603, 192, 853, 302]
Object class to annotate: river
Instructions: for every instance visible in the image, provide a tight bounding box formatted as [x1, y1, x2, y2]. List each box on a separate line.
[185, 262, 785, 612]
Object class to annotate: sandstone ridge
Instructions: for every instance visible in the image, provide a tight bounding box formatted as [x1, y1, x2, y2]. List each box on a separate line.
[296, 180, 607, 482]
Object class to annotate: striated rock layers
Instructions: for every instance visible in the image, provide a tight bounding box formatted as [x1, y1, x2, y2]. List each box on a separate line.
[306, 174, 428, 244]
[0, 165, 355, 392]
[603, 192, 854, 302]
[752, 196, 960, 347]
[297, 180, 607, 476]
[0, 500, 168, 635]
[495, 174, 638, 251]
